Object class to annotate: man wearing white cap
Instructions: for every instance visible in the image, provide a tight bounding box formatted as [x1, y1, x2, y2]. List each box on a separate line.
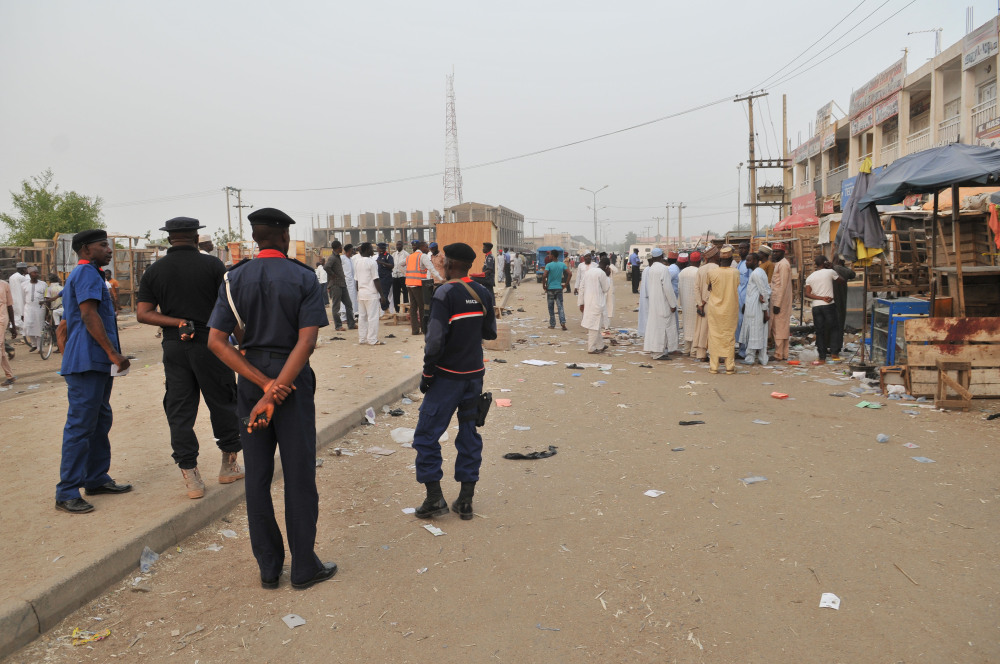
[641, 249, 678, 360]
[198, 234, 214, 255]
[8, 262, 28, 334]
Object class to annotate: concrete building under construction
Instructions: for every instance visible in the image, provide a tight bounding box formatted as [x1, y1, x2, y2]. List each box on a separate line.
[310, 210, 441, 248]
[443, 202, 525, 252]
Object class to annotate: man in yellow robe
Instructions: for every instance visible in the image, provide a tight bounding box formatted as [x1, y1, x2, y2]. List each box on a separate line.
[692, 246, 719, 360]
[770, 242, 793, 361]
[706, 245, 741, 374]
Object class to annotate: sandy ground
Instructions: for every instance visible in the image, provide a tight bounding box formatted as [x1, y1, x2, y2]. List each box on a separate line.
[4, 277, 1000, 664]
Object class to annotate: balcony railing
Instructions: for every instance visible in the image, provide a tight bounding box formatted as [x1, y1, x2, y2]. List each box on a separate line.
[880, 141, 899, 164]
[936, 115, 960, 146]
[906, 127, 931, 154]
[827, 164, 849, 194]
[972, 98, 996, 130]
[792, 181, 810, 197]
[858, 152, 873, 167]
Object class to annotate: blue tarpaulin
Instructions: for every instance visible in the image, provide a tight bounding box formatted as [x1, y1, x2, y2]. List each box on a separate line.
[859, 143, 1000, 208]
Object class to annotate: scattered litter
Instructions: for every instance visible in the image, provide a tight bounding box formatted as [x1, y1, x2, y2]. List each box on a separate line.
[902, 409, 920, 416]
[855, 401, 882, 409]
[503, 446, 557, 460]
[522, 359, 557, 366]
[402, 507, 416, 514]
[417, 567, 428, 574]
[590, 381, 606, 387]
[829, 392, 849, 397]
[364, 407, 376, 425]
[875, 433, 890, 443]
[787, 360, 800, 366]
[616, 404, 629, 409]
[205, 544, 222, 552]
[639, 363, 653, 368]
[986, 413, 1000, 421]
[911, 456, 936, 463]
[52, 555, 63, 563]
[903, 442, 919, 449]
[282, 614, 306, 629]
[565, 362, 612, 370]
[887, 385, 906, 395]
[366, 446, 397, 456]
[852, 371, 866, 380]
[71, 627, 111, 645]
[536, 623, 561, 632]
[644, 490, 665, 498]
[741, 475, 768, 485]
[678, 420, 704, 426]
[391, 428, 416, 444]
[687, 411, 702, 415]
[315, 458, 324, 467]
[496, 399, 512, 407]
[513, 425, 531, 431]
[27, 384, 40, 390]
[671, 447, 685, 452]
[388, 408, 405, 417]
[770, 392, 789, 399]
[422, 524, 446, 537]
[819, 593, 841, 610]
[571, 373, 581, 377]
[139, 546, 159, 573]
[761, 382, 774, 385]
[814, 378, 845, 386]
[554, 389, 566, 395]
[220, 529, 237, 538]
[401, 398, 413, 405]
[330, 448, 355, 456]
[752, 419, 771, 425]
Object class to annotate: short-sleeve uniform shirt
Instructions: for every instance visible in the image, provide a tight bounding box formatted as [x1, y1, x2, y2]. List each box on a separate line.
[137, 244, 226, 340]
[207, 254, 329, 353]
[805, 268, 838, 307]
[61, 261, 120, 375]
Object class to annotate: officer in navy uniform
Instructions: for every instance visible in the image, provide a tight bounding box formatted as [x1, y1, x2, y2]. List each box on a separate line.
[206, 208, 337, 590]
[412, 242, 497, 520]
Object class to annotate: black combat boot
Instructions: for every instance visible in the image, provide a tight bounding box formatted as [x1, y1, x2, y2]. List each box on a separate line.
[451, 481, 475, 520]
[415, 481, 449, 518]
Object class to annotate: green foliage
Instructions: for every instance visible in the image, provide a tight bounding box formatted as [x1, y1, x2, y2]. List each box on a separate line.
[213, 229, 242, 247]
[0, 169, 104, 246]
[624, 231, 638, 246]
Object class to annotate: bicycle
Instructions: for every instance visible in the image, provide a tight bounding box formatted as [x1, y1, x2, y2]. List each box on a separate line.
[38, 301, 58, 360]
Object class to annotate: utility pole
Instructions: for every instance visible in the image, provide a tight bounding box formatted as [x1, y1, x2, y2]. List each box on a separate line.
[676, 202, 686, 245]
[652, 216, 664, 242]
[735, 92, 768, 236]
[580, 185, 609, 252]
[229, 188, 252, 242]
[664, 205, 671, 244]
[783, 94, 791, 221]
[529, 220, 537, 239]
[223, 187, 233, 237]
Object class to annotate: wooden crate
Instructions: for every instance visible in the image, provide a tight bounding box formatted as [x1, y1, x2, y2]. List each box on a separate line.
[903, 317, 1000, 398]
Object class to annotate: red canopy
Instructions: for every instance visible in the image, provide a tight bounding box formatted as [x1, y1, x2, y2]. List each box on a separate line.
[774, 213, 819, 232]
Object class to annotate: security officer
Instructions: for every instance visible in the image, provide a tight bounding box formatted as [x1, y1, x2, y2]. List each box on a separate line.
[482, 242, 496, 287]
[206, 208, 336, 590]
[56, 229, 132, 514]
[412, 242, 497, 521]
[137, 216, 243, 500]
[404, 239, 428, 335]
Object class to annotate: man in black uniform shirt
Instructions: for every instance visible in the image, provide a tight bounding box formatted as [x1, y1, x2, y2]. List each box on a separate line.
[137, 217, 243, 500]
[207, 207, 337, 590]
[412, 243, 497, 521]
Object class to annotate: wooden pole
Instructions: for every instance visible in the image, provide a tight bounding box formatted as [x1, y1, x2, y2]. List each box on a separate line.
[861, 266, 868, 365]
[929, 191, 938, 315]
[951, 184, 965, 316]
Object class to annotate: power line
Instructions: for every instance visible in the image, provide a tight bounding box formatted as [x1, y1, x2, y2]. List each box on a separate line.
[106, 189, 221, 208]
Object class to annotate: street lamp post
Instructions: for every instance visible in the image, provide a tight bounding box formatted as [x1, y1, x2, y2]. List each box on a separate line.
[736, 162, 744, 232]
[580, 185, 609, 252]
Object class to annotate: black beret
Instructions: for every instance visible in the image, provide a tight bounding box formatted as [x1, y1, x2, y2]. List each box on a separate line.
[248, 207, 296, 227]
[72, 229, 108, 252]
[377, 242, 387, 248]
[482, 242, 493, 250]
[159, 216, 204, 232]
[444, 242, 476, 263]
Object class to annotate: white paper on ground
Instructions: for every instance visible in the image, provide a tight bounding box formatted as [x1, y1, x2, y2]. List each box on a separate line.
[401, 507, 416, 514]
[819, 593, 841, 610]
[522, 359, 557, 366]
[423, 524, 446, 536]
[644, 489, 665, 497]
[282, 614, 307, 628]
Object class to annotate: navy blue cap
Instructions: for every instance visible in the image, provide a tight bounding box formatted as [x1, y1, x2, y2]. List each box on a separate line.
[159, 216, 205, 232]
[72, 229, 108, 252]
[248, 207, 296, 227]
[429, 242, 438, 249]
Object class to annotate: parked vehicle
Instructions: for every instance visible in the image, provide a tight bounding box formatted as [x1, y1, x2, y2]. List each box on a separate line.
[534, 246, 565, 282]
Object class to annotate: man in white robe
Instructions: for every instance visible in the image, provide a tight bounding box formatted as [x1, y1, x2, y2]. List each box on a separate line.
[677, 252, 701, 355]
[21, 267, 46, 351]
[637, 259, 650, 336]
[604, 256, 619, 328]
[8, 262, 28, 334]
[573, 253, 593, 301]
[342, 245, 359, 318]
[739, 252, 771, 366]
[578, 257, 610, 353]
[641, 249, 678, 360]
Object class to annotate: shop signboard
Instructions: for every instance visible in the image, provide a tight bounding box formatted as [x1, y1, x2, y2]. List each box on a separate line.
[816, 101, 835, 130]
[807, 135, 821, 158]
[851, 108, 874, 137]
[849, 57, 906, 118]
[791, 191, 817, 217]
[794, 143, 808, 163]
[976, 116, 1000, 148]
[874, 92, 900, 125]
[822, 126, 836, 151]
[840, 166, 886, 209]
[821, 198, 835, 214]
[964, 16, 999, 70]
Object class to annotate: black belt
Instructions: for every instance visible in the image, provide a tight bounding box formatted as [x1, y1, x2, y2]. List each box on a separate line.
[244, 349, 290, 360]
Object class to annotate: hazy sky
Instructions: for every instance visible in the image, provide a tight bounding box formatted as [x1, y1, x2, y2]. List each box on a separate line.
[0, 0, 992, 245]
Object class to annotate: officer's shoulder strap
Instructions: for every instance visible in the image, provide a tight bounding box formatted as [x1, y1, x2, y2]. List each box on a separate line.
[287, 257, 317, 274]
[446, 279, 486, 314]
[227, 258, 250, 272]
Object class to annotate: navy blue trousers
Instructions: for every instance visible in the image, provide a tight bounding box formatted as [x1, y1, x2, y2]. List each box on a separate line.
[239, 352, 322, 585]
[57, 371, 114, 501]
[413, 375, 484, 483]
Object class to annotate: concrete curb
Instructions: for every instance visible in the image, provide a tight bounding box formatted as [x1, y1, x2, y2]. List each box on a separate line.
[0, 372, 422, 660]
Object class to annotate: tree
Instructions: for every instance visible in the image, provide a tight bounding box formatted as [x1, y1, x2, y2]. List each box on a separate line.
[0, 169, 104, 246]
[213, 229, 242, 247]
[624, 231, 638, 247]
